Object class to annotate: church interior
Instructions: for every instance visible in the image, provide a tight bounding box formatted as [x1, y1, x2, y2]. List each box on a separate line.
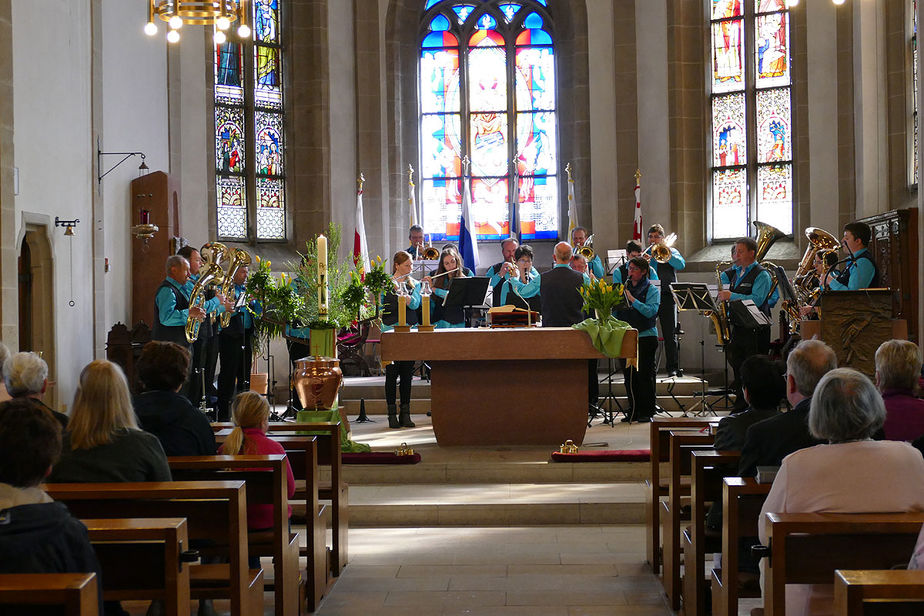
[3, 0, 924, 615]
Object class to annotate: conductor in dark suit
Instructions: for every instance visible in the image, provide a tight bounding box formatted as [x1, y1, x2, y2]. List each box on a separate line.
[737, 339, 836, 477]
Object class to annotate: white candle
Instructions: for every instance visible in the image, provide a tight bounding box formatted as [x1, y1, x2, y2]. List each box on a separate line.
[317, 234, 328, 315]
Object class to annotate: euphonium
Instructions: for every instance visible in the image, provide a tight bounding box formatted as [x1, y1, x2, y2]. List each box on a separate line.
[219, 248, 252, 328]
[185, 242, 228, 343]
[649, 232, 678, 263]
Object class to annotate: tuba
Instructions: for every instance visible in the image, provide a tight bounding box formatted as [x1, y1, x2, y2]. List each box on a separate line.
[753, 221, 786, 300]
[649, 232, 678, 263]
[219, 248, 253, 328]
[185, 242, 227, 343]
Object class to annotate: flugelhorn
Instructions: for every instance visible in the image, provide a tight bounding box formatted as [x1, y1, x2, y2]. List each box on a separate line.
[648, 232, 678, 263]
[219, 248, 252, 328]
[573, 234, 595, 261]
[185, 242, 227, 343]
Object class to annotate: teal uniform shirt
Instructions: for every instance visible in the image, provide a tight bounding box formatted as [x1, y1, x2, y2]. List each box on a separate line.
[509, 263, 592, 298]
[156, 277, 193, 327]
[183, 274, 226, 316]
[649, 247, 685, 278]
[720, 262, 772, 306]
[613, 264, 659, 285]
[626, 281, 661, 338]
[828, 248, 876, 290]
[380, 281, 422, 333]
[487, 263, 539, 289]
[588, 254, 605, 279]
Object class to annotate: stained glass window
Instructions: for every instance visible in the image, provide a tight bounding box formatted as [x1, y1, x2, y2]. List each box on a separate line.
[912, 0, 918, 185]
[709, 0, 793, 238]
[419, 0, 559, 242]
[213, 0, 287, 241]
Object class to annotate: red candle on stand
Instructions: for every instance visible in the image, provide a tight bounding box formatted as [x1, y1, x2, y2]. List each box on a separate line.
[140, 209, 150, 224]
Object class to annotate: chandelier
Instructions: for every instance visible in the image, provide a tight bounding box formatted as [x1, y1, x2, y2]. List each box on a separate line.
[145, 1, 252, 44]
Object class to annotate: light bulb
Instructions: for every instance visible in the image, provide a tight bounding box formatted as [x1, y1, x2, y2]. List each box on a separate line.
[832, 0, 845, 4]
[216, 16, 231, 30]
[214, 30, 227, 44]
[168, 15, 183, 29]
[237, 23, 251, 39]
[167, 29, 180, 43]
[144, 21, 158, 36]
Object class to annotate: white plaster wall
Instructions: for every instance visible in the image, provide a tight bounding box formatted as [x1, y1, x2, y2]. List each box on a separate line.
[853, 0, 888, 217]
[100, 0, 169, 339]
[11, 0, 94, 405]
[176, 27, 210, 246]
[635, 0, 670, 233]
[329, 0, 357, 262]
[807, 0, 840, 234]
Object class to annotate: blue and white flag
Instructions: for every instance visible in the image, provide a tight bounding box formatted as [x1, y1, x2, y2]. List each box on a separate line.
[458, 157, 480, 272]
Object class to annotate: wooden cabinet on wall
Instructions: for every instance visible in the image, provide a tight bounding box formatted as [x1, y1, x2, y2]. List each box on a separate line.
[859, 207, 918, 342]
[131, 171, 183, 329]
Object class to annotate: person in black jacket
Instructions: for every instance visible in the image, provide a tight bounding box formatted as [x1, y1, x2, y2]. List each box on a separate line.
[737, 339, 836, 477]
[712, 355, 785, 452]
[0, 398, 105, 616]
[134, 341, 218, 456]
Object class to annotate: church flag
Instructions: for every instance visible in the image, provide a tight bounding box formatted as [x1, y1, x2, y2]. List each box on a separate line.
[566, 162, 578, 237]
[353, 173, 369, 272]
[458, 157, 480, 272]
[632, 169, 643, 241]
[408, 164, 419, 229]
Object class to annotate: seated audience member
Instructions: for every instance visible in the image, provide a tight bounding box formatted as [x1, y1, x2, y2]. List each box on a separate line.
[0, 342, 9, 402]
[713, 355, 785, 451]
[219, 391, 295, 566]
[0, 399, 104, 616]
[134, 341, 217, 456]
[875, 339, 924, 442]
[48, 360, 171, 483]
[570, 253, 591, 279]
[2, 351, 68, 428]
[738, 339, 835, 477]
[758, 368, 924, 616]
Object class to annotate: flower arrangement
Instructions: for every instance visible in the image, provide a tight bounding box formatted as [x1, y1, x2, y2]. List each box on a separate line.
[245, 255, 303, 347]
[291, 223, 355, 330]
[579, 278, 626, 321]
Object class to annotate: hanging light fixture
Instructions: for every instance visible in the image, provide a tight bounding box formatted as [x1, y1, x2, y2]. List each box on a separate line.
[144, 1, 251, 44]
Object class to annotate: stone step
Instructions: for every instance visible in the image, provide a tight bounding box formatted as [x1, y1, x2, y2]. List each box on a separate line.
[330, 460, 649, 486]
[348, 482, 646, 527]
[339, 394, 731, 415]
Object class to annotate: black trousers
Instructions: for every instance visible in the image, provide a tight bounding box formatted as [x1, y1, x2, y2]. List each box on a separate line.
[217, 329, 253, 421]
[187, 328, 216, 406]
[588, 359, 599, 405]
[287, 338, 310, 410]
[385, 361, 415, 407]
[621, 336, 659, 420]
[727, 325, 771, 407]
[658, 296, 679, 373]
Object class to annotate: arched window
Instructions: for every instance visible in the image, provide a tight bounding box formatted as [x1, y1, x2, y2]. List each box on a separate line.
[419, 0, 559, 242]
[709, 0, 793, 240]
[214, 0, 286, 241]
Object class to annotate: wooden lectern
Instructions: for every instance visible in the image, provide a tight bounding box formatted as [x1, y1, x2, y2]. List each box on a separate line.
[800, 289, 906, 377]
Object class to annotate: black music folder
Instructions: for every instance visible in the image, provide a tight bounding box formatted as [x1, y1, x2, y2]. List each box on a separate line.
[444, 276, 490, 308]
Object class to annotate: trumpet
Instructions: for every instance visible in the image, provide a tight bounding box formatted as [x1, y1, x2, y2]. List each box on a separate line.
[647, 232, 678, 263]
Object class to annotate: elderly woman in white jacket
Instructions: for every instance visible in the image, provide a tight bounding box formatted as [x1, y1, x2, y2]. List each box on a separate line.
[758, 367, 924, 616]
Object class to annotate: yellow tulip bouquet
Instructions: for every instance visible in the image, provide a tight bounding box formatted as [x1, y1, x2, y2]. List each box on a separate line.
[578, 278, 626, 322]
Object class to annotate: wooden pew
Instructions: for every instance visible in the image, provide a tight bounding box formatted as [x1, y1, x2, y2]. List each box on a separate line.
[0, 573, 99, 616]
[215, 421, 349, 576]
[168, 455, 309, 616]
[760, 512, 924, 616]
[82, 517, 193, 616]
[646, 417, 719, 575]
[711, 477, 771, 616]
[661, 429, 716, 610]
[834, 570, 924, 616]
[44, 481, 263, 616]
[680, 449, 741, 616]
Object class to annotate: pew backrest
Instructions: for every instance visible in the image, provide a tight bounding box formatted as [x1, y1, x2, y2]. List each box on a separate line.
[834, 569, 924, 616]
[0, 572, 99, 616]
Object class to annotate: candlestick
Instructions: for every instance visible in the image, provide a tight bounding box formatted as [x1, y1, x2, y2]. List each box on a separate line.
[398, 294, 407, 327]
[421, 295, 430, 327]
[317, 234, 329, 315]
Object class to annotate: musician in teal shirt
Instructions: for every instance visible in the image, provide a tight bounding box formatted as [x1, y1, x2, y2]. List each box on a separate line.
[382, 251, 422, 429]
[826, 222, 879, 291]
[616, 257, 661, 422]
[571, 226, 605, 279]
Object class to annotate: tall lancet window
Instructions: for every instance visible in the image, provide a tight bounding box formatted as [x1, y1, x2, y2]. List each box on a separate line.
[709, 0, 793, 239]
[214, 0, 286, 241]
[419, 0, 559, 241]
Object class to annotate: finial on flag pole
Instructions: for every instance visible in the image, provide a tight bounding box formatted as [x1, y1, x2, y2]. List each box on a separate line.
[635, 168, 642, 181]
[358, 172, 365, 192]
[565, 162, 572, 181]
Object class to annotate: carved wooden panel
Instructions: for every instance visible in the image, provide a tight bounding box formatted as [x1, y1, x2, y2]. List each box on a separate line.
[819, 290, 893, 377]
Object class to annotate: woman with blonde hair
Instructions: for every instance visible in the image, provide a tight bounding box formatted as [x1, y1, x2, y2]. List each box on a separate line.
[48, 360, 171, 483]
[219, 391, 295, 533]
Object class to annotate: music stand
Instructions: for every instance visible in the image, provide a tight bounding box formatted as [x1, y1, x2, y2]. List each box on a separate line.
[669, 283, 725, 416]
[444, 276, 491, 327]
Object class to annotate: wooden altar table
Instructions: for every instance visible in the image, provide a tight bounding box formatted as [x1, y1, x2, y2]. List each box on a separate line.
[381, 327, 638, 446]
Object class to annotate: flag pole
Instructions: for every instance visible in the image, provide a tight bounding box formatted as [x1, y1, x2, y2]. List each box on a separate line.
[632, 168, 643, 241]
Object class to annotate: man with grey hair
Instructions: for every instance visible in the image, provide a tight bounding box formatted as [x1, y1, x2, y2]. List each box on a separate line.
[737, 339, 837, 476]
[1, 351, 68, 428]
[152, 255, 206, 349]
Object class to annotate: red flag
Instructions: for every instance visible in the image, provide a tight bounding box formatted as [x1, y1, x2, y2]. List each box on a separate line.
[632, 172, 642, 241]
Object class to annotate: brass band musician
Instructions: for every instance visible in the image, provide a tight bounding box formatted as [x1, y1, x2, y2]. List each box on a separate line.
[645, 224, 685, 377]
[381, 251, 421, 429]
[717, 237, 773, 410]
[571, 226, 605, 279]
[824, 221, 879, 291]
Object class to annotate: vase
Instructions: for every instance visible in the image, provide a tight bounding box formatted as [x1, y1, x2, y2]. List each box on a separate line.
[293, 356, 343, 411]
[249, 372, 269, 394]
[594, 309, 609, 322]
